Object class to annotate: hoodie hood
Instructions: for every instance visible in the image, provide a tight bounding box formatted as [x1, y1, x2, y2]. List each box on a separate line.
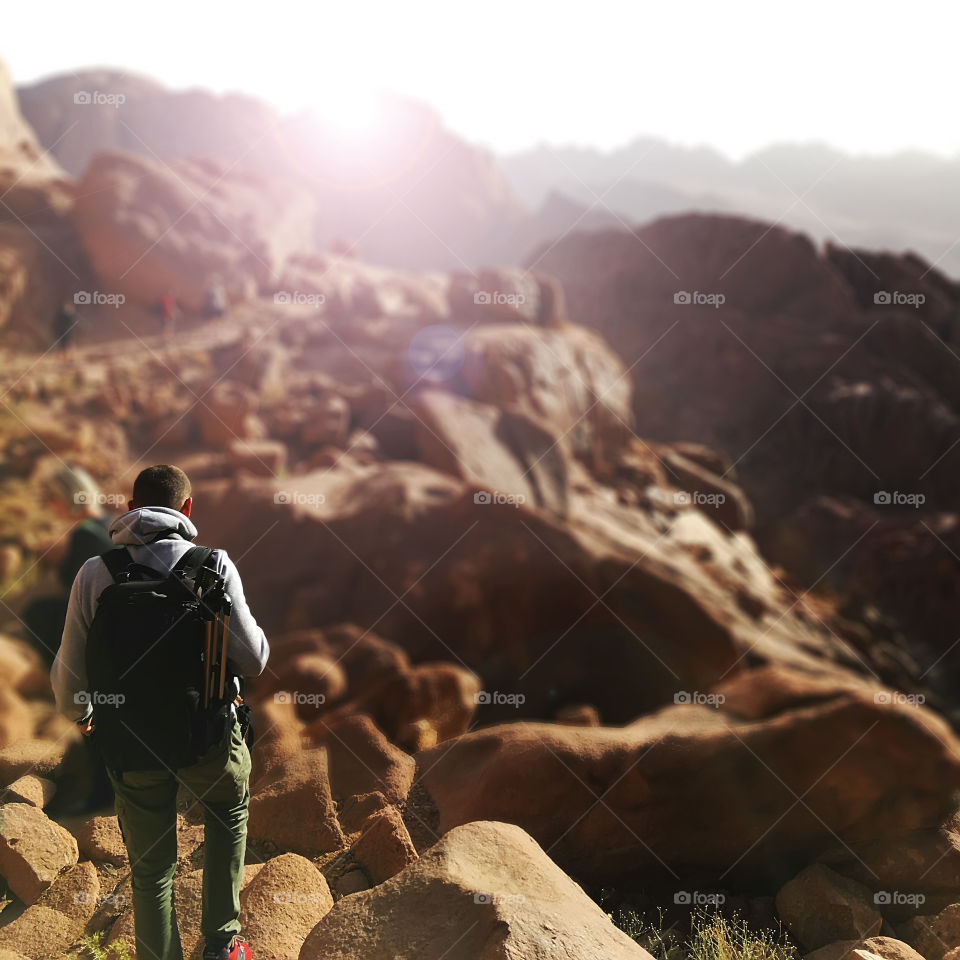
[109, 506, 198, 545]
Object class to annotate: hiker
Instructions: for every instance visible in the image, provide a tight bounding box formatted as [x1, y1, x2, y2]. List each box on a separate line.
[53, 299, 81, 352]
[205, 278, 228, 319]
[23, 465, 114, 669]
[51, 464, 269, 960]
[159, 293, 180, 337]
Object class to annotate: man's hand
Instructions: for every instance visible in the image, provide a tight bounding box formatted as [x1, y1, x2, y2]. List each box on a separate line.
[77, 716, 95, 736]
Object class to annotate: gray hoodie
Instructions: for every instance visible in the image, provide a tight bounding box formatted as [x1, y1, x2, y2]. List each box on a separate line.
[51, 506, 270, 723]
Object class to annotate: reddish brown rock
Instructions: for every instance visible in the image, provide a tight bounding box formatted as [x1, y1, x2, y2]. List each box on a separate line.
[416, 669, 960, 887]
[71, 150, 316, 312]
[298, 820, 653, 960]
[239, 853, 334, 960]
[317, 714, 415, 805]
[350, 805, 418, 883]
[776, 864, 883, 950]
[0, 803, 79, 904]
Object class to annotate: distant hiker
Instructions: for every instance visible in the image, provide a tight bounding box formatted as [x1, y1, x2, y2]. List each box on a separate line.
[51, 464, 269, 960]
[23, 465, 116, 814]
[160, 293, 180, 337]
[53, 300, 80, 351]
[205, 278, 228, 319]
[23, 465, 114, 668]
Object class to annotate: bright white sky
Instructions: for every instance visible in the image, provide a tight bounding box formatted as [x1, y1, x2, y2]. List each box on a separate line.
[4, 0, 957, 160]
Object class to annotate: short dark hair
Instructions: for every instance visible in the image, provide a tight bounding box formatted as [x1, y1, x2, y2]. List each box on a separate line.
[132, 464, 191, 510]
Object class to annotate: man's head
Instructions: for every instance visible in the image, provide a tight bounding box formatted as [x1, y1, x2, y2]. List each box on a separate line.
[43, 464, 104, 520]
[129, 464, 192, 516]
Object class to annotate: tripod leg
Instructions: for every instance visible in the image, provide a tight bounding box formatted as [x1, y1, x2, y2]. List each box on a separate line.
[203, 622, 213, 708]
[217, 614, 230, 699]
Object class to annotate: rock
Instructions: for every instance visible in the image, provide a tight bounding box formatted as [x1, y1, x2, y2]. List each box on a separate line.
[269, 652, 347, 719]
[72, 150, 316, 312]
[318, 714, 415, 805]
[453, 323, 633, 471]
[658, 448, 754, 532]
[898, 905, 960, 960]
[298, 820, 654, 959]
[416, 669, 960, 887]
[410, 386, 568, 513]
[194, 460, 857, 724]
[338, 791, 389, 834]
[0, 904, 82, 960]
[197, 380, 265, 449]
[300, 393, 350, 449]
[0, 739, 70, 784]
[1, 775, 54, 808]
[246, 700, 345, 858]
[806, 937, 926, 960]
[238, 853, 334, 960]
[0, 685, 34, 750]
[35, 860, 100, 923]
[554, 704, 601, 726]
[350, 806, 418, 884]
[0, 802, 79, 904]
[818, 816, 960, 920]
[776, 864, 883, 950]
[0, 636, 49, 697]
[335, 869, 370, 896]
[228, 438, 288, 477]
[61, 814, 128, 866]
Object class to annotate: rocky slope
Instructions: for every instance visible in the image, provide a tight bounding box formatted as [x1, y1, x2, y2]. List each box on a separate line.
[1, 60, 960, 960]
[533, 212, 960, 701]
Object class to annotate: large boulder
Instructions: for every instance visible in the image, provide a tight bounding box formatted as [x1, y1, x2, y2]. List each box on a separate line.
[298, 820, 654, 960]
[415, 668, 960, 887]
[775, 864, 883, 950]
[194, 460, 865, 724]
[71, 150, 316, 312]
[0, 802, 79, 904]
[246, 700, 345, 857]
[238, 853, 334, 960]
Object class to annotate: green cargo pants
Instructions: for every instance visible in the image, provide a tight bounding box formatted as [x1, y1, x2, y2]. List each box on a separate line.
[106, 714, 252, 960]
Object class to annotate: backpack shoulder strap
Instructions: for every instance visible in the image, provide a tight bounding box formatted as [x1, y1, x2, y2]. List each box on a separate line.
[171, 545, 215, 580]
[100, 547, 134, 583]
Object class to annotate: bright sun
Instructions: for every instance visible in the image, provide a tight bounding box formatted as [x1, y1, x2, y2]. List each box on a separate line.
[308, 88, 385, 139]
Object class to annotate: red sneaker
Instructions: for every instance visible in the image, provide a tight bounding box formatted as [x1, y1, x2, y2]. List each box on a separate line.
[203, 935, 250, 960]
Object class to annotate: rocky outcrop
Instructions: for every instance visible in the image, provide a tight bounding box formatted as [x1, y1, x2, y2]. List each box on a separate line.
[71, 150, 316, 311]
[298, 820, 654, 960]
[533, 212, 960, 693]
[415, 667, 960, 886]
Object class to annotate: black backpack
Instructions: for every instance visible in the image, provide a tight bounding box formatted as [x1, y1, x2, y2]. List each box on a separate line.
[85, 544, 235, 775]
